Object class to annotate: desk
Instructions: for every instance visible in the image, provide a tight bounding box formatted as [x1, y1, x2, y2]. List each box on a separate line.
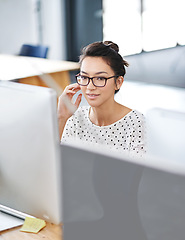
[0, 222, 62, 240]
[0, 54, 79, 95]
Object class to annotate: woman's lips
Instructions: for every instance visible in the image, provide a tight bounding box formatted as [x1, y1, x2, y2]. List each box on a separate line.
[86, 93, 100, 100]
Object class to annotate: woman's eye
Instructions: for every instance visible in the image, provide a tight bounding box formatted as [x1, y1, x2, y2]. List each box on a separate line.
[81, 76, 88, 80]
[96, 77, 106, 81]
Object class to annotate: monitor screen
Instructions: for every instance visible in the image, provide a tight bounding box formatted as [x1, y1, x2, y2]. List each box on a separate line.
[0, 81, 62, 224]
[60, 141, 185, 240]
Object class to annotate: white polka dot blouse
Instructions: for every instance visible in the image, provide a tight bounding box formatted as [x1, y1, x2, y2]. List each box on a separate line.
[61, 106, 146, 158]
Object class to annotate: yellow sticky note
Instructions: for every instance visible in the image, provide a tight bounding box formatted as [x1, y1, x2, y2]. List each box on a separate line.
[20, 217, 46, 233]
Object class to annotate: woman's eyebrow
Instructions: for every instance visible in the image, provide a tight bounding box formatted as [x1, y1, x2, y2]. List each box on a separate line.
[80, 71, 108, 75]
[80, 71, 88, 74]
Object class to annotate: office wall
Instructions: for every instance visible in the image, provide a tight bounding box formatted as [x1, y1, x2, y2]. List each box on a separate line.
[125, 45, 185, 88]
[0, 0, 66, 60]
[0, 0, 36, 55]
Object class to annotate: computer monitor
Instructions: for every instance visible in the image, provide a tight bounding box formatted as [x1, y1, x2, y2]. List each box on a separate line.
[60, 141, 185, 240]
[0, 81, 62, 224]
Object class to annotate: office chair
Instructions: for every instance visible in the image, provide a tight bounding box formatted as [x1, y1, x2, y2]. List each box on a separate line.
[19, 44, 49, 58]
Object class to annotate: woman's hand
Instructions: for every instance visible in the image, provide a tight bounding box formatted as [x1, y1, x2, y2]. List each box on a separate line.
[57, 83, 82, 138]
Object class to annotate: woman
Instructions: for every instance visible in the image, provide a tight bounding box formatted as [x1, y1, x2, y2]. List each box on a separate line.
[58, 41, 146, 158]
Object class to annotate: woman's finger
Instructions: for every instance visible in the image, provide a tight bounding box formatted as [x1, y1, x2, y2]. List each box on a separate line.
[75, 94, 82, 108]
[66, 83, 80, 91]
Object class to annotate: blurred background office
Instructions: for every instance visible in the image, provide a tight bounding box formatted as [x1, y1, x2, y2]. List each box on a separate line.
[0, 0, 184, 87]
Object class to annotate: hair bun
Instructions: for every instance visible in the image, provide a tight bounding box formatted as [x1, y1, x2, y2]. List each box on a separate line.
[103, 41, 119, 53]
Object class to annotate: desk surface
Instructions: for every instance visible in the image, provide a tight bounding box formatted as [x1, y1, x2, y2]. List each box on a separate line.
[0, 222, 62, 240]
[0, 54, 79, 81]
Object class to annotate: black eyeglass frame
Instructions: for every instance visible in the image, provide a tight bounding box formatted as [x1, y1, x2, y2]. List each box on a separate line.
[75, 74, 119, 87]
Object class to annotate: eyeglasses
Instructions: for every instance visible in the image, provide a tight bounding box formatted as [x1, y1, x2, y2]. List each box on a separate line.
[75, 74, 118, 87]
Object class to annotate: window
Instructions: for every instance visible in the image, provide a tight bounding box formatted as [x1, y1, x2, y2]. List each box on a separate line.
[103, 0, 142, 56]
[103, 0, 185, 55]
[176, 0, 185, 45]
[143, 0, 178, 51]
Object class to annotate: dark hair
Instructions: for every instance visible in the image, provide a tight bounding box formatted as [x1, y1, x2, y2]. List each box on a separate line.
[79, 41, 129, 93]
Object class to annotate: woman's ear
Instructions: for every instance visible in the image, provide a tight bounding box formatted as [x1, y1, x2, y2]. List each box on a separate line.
[115, 76, 124, 90]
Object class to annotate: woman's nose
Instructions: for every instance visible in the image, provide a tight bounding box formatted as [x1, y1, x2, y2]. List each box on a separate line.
[87, 79, 96, 89]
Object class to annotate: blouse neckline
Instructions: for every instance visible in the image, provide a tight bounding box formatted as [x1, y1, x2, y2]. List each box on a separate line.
[85, 106, 135, 129]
